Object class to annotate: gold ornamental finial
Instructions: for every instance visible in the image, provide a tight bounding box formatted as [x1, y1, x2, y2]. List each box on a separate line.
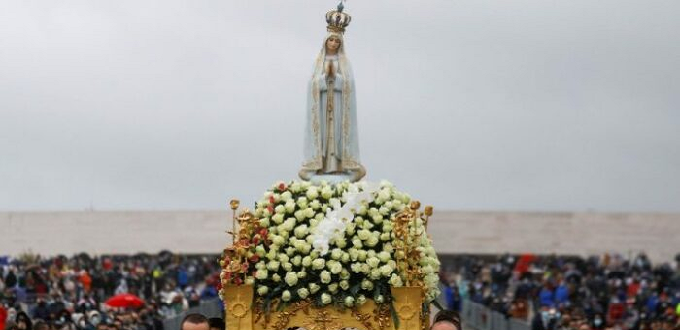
[228, 199, 240, 243]
[230, 199, 240, 210]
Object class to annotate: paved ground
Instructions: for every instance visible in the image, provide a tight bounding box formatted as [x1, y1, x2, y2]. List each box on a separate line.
[2, 210, 679, 262]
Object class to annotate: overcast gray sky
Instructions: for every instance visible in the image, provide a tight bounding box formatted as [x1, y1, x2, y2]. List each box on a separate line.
[1, 1, 679, 213]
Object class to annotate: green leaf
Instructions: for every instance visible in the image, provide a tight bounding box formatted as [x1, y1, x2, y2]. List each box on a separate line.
[390, 301, 401, 330]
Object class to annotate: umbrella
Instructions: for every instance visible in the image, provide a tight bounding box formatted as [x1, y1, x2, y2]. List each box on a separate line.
[105, 294, 145, 308]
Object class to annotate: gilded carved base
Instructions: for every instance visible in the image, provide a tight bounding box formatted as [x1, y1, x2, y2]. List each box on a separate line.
[223, 285, 426, 330]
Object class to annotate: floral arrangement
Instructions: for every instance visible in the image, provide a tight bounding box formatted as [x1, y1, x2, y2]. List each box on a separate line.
[219, 180, 441, 310]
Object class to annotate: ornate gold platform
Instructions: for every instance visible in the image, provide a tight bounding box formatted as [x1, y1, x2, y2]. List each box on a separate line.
[223, 285, 428, 330]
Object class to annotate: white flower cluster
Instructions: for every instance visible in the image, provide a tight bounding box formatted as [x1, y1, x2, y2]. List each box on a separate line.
[245, 180, 440, 307]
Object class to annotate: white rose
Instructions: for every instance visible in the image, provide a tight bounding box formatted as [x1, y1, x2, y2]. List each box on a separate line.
[382, 222, 393, 233]
[285, 272, 298, 286]
[282, 262, 293, 272]
[357, 229, 370, 241]
[267, 261, 280, 272]
[344, 296, 355, 307]
[389, 273, 403, 287]
[357, 295, 367, 305]
[282, 290, 291, 302]
[272, 213, 284, 224]
[340, 269, 350, 280]
[329, 263, 342, 274]
[302, 256, 312, 267]
[296, 197, 308, 209]
[321, 293, 332, 305]
[297, 271, 307, 279]
[255, 245, 266, 257]
[361, 263, 370, 273]
[257, 286, 269, 296]
[357, 250, 367, 261]
[378, 251, 391, 263]
[282, 218, 296, 232]
[380, 233, 391, 241]
[306, 187, 319, 200]
[255, 269, 268, 280]
[380, 264, 393, 277]
[339, 280, 350, 291]
[349, 248, 359, 261]
[275, 205, 286, 214]
[341, 252, 350, 263]
[285, 200, 296, 213]
[294, 225, 309, 239]
[352, 239, 363, 249]
[312, 258, 325, 270]
[320, 270, 332, 283]
[290, 182, 302, 193]
[321, 186, 333, 199]
[297, 288, 309, 299]
[375, 295, 384, 303]
[259, 218, 270, 227]
[291, 255, 302, 266]
[366, 257, 380, 268]
[361, 279, 373, 291]
[304, 208, 315, 219]
[328, 283, 338, 293]
[335, 239, 347, 249]
[345, 223, 356, 235]
[366, 234, 379, 247]
[309, 199, 321, 209]
[370, 269, 381, 280]
[272, 273, 281, 282]
[286, 247, 297, 256]
[300, 243, 311, 254]
[350, 263, 362, 273]
[383, 243, 394, 253]
[378, 188, 391, 200]
[309, 283, 320, 294]
[330, 249, 343, 260]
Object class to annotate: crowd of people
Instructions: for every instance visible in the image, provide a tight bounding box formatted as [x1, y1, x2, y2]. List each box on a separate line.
[0, 252, 222, 330]
[439, 253, 680, 330]
[3, 250, 680, 330]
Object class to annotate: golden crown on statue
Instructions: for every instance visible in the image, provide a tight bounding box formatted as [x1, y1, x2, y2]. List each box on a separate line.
[326, 2, 352, 33]
[219, 180, 440, 330]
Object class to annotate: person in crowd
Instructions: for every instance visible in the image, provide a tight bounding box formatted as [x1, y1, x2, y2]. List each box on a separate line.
[431, 310, 461, 330]
[179, 314, 209, 330]
[207, 318, 224, 330]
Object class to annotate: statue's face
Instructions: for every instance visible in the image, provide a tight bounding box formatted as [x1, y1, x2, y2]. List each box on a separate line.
[326, 36, 341, 52]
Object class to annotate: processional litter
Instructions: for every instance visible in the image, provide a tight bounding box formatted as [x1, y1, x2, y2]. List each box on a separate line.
[219, 4, 441, 330]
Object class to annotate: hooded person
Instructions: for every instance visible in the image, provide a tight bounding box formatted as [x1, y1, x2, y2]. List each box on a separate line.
[15, 311, 33, 330]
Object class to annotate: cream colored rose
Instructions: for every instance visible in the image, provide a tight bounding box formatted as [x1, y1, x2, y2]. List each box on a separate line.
[257, 286, 269, 296]
[284, 272, 298, 286]
[297, 288, 309, 299]
[320, 270, 331, 283]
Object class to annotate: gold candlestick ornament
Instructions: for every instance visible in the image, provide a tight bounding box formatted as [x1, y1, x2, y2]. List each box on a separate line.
[229, 199, 240, 244]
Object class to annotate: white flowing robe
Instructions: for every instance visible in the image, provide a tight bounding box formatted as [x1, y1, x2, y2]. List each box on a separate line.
[301, 33, 363, 180]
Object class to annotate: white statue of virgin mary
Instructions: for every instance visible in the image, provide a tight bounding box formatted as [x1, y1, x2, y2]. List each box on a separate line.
[299, 4, 366, 183]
